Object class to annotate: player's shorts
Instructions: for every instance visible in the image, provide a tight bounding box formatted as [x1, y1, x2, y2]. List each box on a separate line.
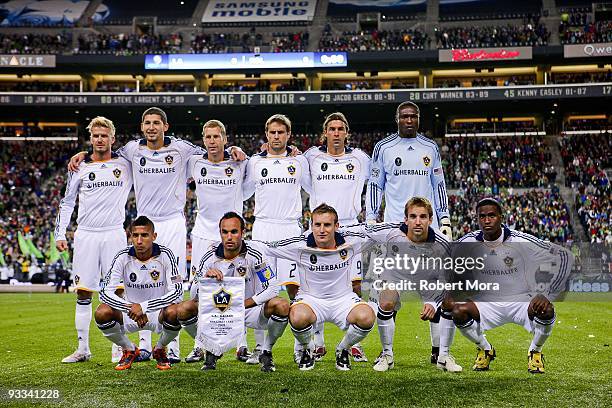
[150, 215, 187, 280]
[245, 304, 269, 330]
[73, 227, 126, 292]
[293, 292, 367, 331]
[475, 301, 533, 333]
[252, 219, 301, 286]
[121, 310, 162, 334]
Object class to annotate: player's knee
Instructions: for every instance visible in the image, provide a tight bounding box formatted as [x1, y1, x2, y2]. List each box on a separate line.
[540, 302, 555, 320]
[271, 297, 289, 316]
[451, 303, 470, 324]
[289, 305, 314, 328]
[177, 300, 197, 320]
[352, 305, 375, 329]
[163, 304, 179, 324]
[94, 304, 114, 323]
[379, 299, 396, 312]
[76, 289, 92, 300]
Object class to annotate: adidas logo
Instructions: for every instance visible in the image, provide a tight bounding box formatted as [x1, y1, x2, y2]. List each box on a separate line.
[153, 151, 159, 156]
[273, 160, 280, 164]
[101, 164, 107, 168]
[408, 146, 414, 151]
[141, 265, 147, 270]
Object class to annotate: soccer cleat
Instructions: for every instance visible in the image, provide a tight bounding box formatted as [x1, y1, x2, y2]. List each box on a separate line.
[134, 349, 151, 362]
[236, 346, 251, 362]
[298, 348, 315, 371]
[430, 346, 440, 364]
[259, 350, 276, 372]
[245, 348, 261, 365]
[115, 348, 140, 371]
[167, 348, 181, 364]
[153, 347, 172, 370]
[351, 344, 368, 362]
[528, 351, 545, 374]
[472, 347, 496, 371]
[313, 346, 327, 362]
[294, 349, 304, 364]
[185, 347, 205, 363]
[437, 354, 463, 373]
[335, 349, 351, 371]
[61, 350, 92, 363]
[201, 351, 219, 370]
[111, 344, 123, 363]
[372, 351, 394, 372]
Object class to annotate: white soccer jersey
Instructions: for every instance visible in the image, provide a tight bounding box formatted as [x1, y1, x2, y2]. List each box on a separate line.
[304, 146, 370, 223]
[196, 240, 280, 305]
[116, 136, 204, 221]
[366, 133, 449, 226]
[100, 243, 183, 314]
[455, 226, 574, 301]
[55, 153, 132, 241]
[188, 152, 248, 239]
[264, 231, 372, 299]
[243, 150, 311, 223]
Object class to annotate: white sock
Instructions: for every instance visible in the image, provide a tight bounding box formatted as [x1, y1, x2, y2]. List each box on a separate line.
[168, 335, 180, 357]
[98, 320, 133, 350]
[239, 328, 247, 348]
[377, 307, 395, 354]
[530, 315, 555, 352]
[314, 320, 325, 346]
[75, 299, 92, 352]
[138, 330, 152, 351]
[263, 315, 288, 352]
[338, 324, 372, 351]
[254, 329, 265, 350]
[156, 321, 181, 348]
[290, 323, 313, 348]
[439, 312, 456, 357]
[457, 319, 491, 350]
[430, 321, 440, 348]
[179, 315, 198, 339]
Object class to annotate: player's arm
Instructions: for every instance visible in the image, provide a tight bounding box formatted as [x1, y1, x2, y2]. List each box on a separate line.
[55, 170, 81, 249]
[524, 238, 575, 300]
[257, 236, 305, 261]
[299, 155, 312, 195]
[140, 248, 183, 314]
[99, 252, 132, 313]
[430, 146, 451, 239]
[248, 259, 281, 308]
[366, 146, 386, 222]
[242, 157, 256, 200]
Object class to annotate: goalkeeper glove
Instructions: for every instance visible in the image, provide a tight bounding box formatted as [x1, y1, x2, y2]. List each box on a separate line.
[440, 217, 452, 240]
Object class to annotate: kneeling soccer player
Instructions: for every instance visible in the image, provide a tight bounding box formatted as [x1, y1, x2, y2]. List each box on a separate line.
[96, 216, 183, 371]
[177, 212, 289, 372]
[452, 198, 573, 373]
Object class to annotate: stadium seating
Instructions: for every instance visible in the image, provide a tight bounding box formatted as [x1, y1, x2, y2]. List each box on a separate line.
[435, 20, 550, 48]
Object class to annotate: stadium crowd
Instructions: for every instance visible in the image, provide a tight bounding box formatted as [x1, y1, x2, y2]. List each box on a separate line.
[318, 28, 428, 52]
[0, 33, 72, 54]
[435, 21, 550, 48]
[76, 33, 183, 55]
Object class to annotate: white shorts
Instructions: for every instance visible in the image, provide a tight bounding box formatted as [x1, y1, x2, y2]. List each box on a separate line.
[293, 292, 366, 331]
[73, 227, 126, 292]
[245, 304, 269, 330]
[121, 310, 162, 334]
[151, 215, 187, 280]
[252, 219, 301, 286]
[475, 301, 533, 333]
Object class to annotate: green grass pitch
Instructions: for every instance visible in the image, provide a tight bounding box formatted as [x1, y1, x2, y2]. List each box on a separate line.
[1, 293, 610, 407]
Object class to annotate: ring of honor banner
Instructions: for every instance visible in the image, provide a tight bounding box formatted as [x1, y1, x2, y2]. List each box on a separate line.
[197, 277, 245, 356]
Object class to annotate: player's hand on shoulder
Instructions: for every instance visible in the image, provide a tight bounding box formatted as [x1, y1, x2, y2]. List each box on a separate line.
[67, 151, 87, 172]
[205, 268, 224, 281]
[229, 146, 247, 161]
[439, 217, 453, 240]
[288, 145, 302, 156]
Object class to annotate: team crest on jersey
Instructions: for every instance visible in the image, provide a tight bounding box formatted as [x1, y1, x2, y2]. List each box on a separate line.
[237, 265, 247, 277]
[321, 163, 328, 171]
[371, 168, 380, 178]
[422, 156, 431, 167]
[150, 269, 160, 281]
[212, 287, 232, 312]
[261, 168, 268, 177]
[74, 275, 80, 285]
[504, 256, 514, 267]
[191, 265, 197, 276]
[165, 155, 173, 165]
[346, 163, 354, 173]
[394, 157, 402, 166]
[200, 167, 207, 177]
[225, 166, 233, 177]
[339, 249, 348, 261]
[88, 172, 96, 181]
[129, 272, 137, 282]
[287, 165, 296, 176]
[310, 254, 317, 264]
[140, 157, 146, 166]
[113, 168, 121, 179]
[392, 245, 399, 254]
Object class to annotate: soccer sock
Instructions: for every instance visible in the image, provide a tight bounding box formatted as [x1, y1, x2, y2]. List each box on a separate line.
[254, 329, 265, 350]
[168, 336, 180, 356]
[456, 318, 491, 350]
[429, 321, 440, 348]
[179, 315, 198, 339]
[290, 323, 313, 348]
[138, 330, 152, 351]
[98, 320, 133, 350]
[156, 321, 181, 348]
[377, 307, 396, 354]
[75, 298, 92, 352]
[239, 328, 247, 349]
[439, 310, 456, 357]
[530, 315, 555, 352]
[314, 320, 325, 347]
[263, 315, 288, 352]
[338, 324, 373, 351]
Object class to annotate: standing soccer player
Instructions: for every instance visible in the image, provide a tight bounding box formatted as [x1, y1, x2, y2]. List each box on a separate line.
[451, 198, 573, 373]
[243, 114, 311, 363]
[366, 101, 452, 364]
[56, 117, 132, 363]
[96, 216, 183, 371]
[303, 112, 370, 362]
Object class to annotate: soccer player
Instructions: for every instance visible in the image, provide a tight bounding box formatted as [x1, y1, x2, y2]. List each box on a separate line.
[96, 216, 183, 371]
[184, 119, 249, 363]
[264, 204, 375, 371]
[451, 198, 573, 373]
[366, 101, 452, 364]
[303, 112, 370, 362]
[243, 113, 311, 363]
[362, 197, 462, 372]
[176, 212, 289, 372]
[56, 116, 132, 363]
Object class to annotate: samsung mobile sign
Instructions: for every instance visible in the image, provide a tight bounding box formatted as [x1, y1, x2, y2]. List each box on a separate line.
[202, 1, 317, 22]
[439, 47, 533, 62]
[564, 42, 612, 58]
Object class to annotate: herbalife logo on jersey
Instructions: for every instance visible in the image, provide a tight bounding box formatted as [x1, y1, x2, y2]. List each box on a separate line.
[213, 287, 232, 312]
